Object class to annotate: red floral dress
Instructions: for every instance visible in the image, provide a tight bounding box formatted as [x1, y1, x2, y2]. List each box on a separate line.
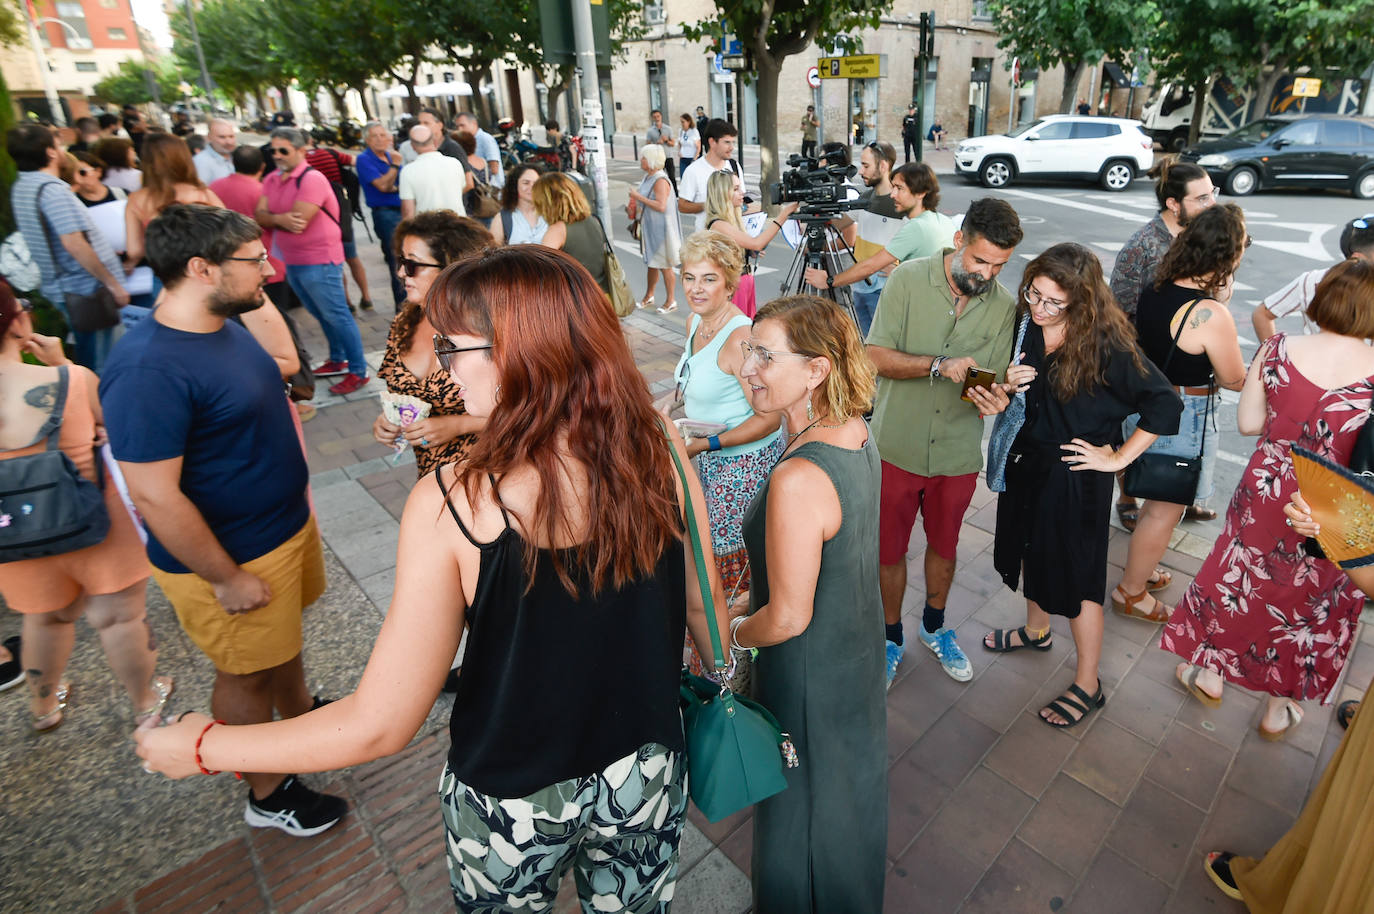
[1162, 334, 1374, 702]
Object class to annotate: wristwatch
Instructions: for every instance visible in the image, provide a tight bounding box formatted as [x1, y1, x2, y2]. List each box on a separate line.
[931, 356, 947, 378]
[707, 435, 722, 452]
[826, 275, 835, 289]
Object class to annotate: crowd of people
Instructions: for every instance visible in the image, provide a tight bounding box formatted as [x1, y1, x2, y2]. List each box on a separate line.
[2, 104, 1372, 914]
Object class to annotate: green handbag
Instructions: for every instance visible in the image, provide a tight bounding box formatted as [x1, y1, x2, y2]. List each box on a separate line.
[664, 429, 797, 823]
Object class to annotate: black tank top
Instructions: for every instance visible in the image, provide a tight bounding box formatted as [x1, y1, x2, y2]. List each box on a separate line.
[1134, 282, 1215, 387]
[438, 470, 686, 798]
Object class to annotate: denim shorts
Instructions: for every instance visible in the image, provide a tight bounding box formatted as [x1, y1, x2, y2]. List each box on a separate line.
[1123, 391, 1219, 503]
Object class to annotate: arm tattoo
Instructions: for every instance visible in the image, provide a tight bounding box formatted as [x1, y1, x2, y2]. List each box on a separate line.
[23, 382, 58, 409]
[1189, 308, 1213, 330]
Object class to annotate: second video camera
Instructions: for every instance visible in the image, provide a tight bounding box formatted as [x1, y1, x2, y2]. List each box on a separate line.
[768, 143, 859, 208]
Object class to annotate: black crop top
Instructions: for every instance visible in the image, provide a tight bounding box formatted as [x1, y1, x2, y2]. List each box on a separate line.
[1134, 282, 1215, 387]
[438, 470, 686, 799]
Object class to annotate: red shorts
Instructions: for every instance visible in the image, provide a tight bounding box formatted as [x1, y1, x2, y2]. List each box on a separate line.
[878, 462, 978, 564]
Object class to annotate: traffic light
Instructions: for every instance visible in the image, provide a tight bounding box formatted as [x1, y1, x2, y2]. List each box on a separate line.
[918, 11, 935, 58]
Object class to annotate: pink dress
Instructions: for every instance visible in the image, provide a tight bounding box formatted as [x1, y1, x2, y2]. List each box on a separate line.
[1162, 334, 1374, 702]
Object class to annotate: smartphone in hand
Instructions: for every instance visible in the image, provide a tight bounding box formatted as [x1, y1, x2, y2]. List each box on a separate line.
[960, 367, 997, 402]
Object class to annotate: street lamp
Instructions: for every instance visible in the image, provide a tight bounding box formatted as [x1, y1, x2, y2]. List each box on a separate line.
[22, 14, 86, 128]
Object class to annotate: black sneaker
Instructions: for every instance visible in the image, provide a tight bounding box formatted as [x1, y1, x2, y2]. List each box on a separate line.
[358, 298, 375, 311]
[244, 775, 347, 837]
[0, 635, 22, 692]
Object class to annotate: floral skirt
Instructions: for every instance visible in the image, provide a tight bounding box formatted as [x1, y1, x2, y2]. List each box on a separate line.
[683, 435, 784, 688]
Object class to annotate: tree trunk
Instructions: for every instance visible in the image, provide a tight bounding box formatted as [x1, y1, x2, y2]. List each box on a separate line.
[327, 87, 347, 121]
[276, 83, 293, 115]
[252, 87, 266, 118]
[754, 55, 782, 216]
[351, 83, 372, 119]
[1187, 76, 1210, 147]
[1249, 57, 1288, 122]
[1060, 59, 1087, 114]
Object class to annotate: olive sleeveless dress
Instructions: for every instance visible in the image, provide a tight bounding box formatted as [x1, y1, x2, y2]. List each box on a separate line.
[742, 436, 887, 914]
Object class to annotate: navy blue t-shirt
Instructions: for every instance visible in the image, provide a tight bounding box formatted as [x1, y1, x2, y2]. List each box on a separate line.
[100, 318, 310, 574]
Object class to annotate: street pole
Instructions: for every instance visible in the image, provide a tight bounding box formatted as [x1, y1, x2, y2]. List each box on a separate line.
[182, 0, 215, 102]
[570, 0, 610, 234]
[22, 4, 66, 127]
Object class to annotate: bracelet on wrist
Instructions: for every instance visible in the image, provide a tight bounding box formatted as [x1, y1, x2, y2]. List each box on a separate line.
[931, 356, 947, 378]
[195, 719, 243, 779]
[707, 434, 722, 452]
[729, 614, 749, 652]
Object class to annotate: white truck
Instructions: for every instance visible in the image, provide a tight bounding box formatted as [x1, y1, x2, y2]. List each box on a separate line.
[1141, 73, 1367, 151]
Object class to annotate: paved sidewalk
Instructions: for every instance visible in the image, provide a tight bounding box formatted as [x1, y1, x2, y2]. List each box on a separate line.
[4, 186, 1367, 914]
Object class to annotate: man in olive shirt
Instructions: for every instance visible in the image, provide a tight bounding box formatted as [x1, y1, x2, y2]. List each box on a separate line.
[866, 197, 1023, 688]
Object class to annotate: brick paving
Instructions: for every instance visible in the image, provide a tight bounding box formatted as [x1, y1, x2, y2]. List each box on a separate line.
[14, 158, 1369, 913]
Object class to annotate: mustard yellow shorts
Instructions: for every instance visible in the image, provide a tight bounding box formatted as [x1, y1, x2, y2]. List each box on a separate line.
[153, 517, 326, 675]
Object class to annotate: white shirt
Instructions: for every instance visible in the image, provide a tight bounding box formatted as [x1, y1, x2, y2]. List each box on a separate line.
[1262, 266, 1326, 333]
[678, 128, 699, 159]
[193, 147, 234, 185]
[398, 151, 467, 216]
[678, 156, 739, 232]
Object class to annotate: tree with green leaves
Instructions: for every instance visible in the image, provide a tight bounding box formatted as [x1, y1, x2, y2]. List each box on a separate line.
[170, 0, 294, 113]
[93, 59, 185, 107]
[986, 0, 1154, 114]
[268, 0, 388, 119]
[684, 0, 892, 211]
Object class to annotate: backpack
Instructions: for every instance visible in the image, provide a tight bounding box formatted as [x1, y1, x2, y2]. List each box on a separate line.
[325, 149, 369, 238]
[0, 231, 42, 292]
[294, 166, 354, 245]
[0, 366, 110, 562]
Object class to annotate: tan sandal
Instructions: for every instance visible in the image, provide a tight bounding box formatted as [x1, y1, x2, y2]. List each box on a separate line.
[1176, 663, 1222, 708]
[1146, 567, 1173, 592]
[1259, 701, 1303, 741]
[1112, 586, 1170, 623]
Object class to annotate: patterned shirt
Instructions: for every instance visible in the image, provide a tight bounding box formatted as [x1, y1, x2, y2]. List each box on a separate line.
[1109, 214, 1173, 315]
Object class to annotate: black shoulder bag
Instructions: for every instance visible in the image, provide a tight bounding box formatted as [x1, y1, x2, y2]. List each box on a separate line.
[1122, 299, 1210, 505]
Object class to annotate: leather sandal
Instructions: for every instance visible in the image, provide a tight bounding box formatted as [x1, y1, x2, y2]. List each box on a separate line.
[982, 625, 1053, 653]
[133, 675, 175, 727]
[1184, 505, 1218, 522]
[1259, 701, 1303, 741]
[1112, 586, 1170, 623]
[32, 680, 70, 732]
[1116, 503, 1140, 531]
[1040, 681, 1105, 728]
[1146, 567, 1173, 592]
[1204, 852, 1243, 901]
[1176, 663, 1222, 708]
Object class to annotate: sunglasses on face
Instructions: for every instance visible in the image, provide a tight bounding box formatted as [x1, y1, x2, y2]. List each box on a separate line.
[270, 147, 293, 156]
[432, 334, 492, 373]
[399, 257, 443, 277]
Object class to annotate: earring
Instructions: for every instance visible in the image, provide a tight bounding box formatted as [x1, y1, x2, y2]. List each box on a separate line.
[494, 383, 502, 400]
[806, 392, 814, 422]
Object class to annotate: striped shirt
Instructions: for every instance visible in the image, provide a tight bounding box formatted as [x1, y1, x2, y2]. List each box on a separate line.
[11, 171, 123, 306]
[304, 148, 354, 186]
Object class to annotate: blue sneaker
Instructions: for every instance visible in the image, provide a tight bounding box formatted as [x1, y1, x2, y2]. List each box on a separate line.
[884, 640, 904, 691]
[918, 627, 973, 682]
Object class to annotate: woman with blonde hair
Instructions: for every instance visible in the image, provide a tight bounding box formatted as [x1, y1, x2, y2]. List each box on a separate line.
[702, 169, 796, 316]
[728, 294, 885, 912]
[671, 230, 783, 679]
[137, 245, 729, 911]
[533, 171, 607, 291]
[123, 134, 223, 273]
[626, 143, 682, 313]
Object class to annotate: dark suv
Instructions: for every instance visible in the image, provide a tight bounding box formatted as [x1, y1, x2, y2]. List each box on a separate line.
[1180, 115, 1374, 198]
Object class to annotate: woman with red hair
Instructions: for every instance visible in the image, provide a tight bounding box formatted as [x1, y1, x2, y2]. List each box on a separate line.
[137, 246, 729, 912]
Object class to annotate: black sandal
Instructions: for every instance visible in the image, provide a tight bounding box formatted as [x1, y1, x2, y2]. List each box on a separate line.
[1338, 699, 1360, 731]
[983, 626, 1053, 653]
[1204, 851, 1243, 900]
[1040, 682, 1105, 728]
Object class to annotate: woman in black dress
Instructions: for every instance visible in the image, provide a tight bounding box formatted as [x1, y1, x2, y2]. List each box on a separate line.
[984, 244, 1181, 727]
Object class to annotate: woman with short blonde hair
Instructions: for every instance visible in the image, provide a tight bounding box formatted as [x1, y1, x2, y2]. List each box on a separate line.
[701, 169, 796, 316]
[627, 143, 682, 312]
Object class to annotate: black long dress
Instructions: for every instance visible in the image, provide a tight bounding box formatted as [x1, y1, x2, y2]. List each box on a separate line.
[993, 322, 1181, 617]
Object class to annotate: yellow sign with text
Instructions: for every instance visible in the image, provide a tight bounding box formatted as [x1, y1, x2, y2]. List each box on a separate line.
[1292, 77, 1321, 98]
[817, 55, 886, 79]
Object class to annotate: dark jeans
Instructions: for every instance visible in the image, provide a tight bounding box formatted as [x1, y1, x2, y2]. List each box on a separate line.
[801, 139, 817, 158]
[371, 205, 405, 307]
[663, 157, 678, 194]
[904, 137, 918, 162]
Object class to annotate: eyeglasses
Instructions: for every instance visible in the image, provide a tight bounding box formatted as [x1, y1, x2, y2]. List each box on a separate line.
[17, 298, 33, 313]
[1185, 189, 1218, 205]
[433, 334, 492, 372]
[224, 254, 271, 265]
[269, 146, 293, 156]
[1023, 285, 1069, 315]
[740, 339, 813, 367]
[399, 257, 444, 277]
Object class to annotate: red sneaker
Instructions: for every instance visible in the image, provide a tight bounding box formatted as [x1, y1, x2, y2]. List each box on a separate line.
[328, 373, 370, 396]
[312, 359, 348, 377]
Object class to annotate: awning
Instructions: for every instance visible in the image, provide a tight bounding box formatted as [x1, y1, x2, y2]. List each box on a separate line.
[1103, 62, 1131, 88]
[415, 81, 473, 97]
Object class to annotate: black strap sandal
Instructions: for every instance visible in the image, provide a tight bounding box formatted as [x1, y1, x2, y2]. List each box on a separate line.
[1040, 682, 1105, 728]
[1338, 699, 1360, 731]
[983, 625, 1053, 653]
[1204, 851, 1243, 900]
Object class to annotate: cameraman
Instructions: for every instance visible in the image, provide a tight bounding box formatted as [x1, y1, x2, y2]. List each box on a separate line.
[804, 159, 955, 336]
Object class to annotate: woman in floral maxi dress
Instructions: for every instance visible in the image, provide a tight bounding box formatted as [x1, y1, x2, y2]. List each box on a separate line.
[1161, 259, 1374, 739]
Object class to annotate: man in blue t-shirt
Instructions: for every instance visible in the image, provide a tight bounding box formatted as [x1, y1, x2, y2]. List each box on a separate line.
[102, 204, 346, 838]
[355, 121, 405, 307]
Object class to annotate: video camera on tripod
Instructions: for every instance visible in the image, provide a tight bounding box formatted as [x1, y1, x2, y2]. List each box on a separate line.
[768, 142, 869, 216]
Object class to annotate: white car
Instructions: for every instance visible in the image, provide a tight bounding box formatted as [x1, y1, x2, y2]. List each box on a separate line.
[954, 115, 1154, 192]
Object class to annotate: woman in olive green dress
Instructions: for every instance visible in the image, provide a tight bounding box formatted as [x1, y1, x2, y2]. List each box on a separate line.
[728, 295, 886, 913]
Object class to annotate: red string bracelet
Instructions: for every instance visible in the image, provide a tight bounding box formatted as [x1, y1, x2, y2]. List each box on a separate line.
[194, 719, 242, 779]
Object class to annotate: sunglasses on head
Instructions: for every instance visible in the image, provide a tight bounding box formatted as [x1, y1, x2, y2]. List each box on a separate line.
[399, 256, 443, 277]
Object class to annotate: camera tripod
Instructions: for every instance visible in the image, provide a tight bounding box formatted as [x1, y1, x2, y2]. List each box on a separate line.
[778, 213, 860, 327]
